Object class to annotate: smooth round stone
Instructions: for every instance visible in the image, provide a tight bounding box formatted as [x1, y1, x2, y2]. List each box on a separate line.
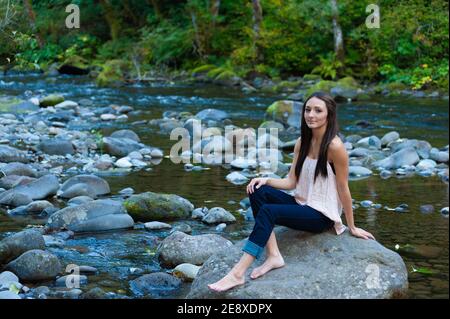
[215, 223, 227, 232]
[173, 263, 200, 282]
[380, 170, 392, 179]
[119, 187, 134, 195]
[372, 204, 382, 209]
[360, 200, 373, 208]
[150, 149, 163, 158]
[55, 275, 88, 287]
[115, 158, 133, 168]
[172, 224, 192, 234]
[100, 114, 116, 121]
[144, 221, 172, 230]
[416, 159, 437, 171]
[440, 207, 449, 216]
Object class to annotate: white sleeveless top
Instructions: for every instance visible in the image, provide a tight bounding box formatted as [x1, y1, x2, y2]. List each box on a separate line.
[294, 157, 346, 235]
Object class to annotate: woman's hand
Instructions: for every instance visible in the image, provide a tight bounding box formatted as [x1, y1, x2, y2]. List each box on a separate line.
[246, 178, 269, 194]
[349, 227, 376, 240]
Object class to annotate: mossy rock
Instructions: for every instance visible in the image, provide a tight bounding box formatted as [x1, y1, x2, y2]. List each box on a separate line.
[385, 82, 409, 91]
[96, 60, 129, 87]
[303, 74, 322, 81]
[124, 192, 194, 221]
[58, 55, 90, 74]
[273, 80, 302, 93]
[306, 80, 337, 96]
[337, 76, 359, 89]
[265, 100, 300, 125]
[39, 94, 65, 107]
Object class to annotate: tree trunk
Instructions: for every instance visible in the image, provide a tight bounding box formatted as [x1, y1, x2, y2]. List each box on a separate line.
[190, 11, 205, 58]
[23, 0, 44, 48]
[330, 0, 345, 64]
[99, 0, 120, 40]
[148, 0, 162, 21]
[252, 0, 263, 64]
[210, 0, 220, 29]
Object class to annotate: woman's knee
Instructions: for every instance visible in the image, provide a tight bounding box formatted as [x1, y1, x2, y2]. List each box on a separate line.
[249, 184, 272, 200]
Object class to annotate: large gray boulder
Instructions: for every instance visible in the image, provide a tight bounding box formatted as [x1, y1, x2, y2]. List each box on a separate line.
[372, 147, 420, 170]
[46, 199, 134, 233]
[187, 228, 408, 299]
[0, 163, 38, 177]
[103, 137, 143, 157]
[0, 175, 59, 206]
[124, 192, 194, 221]
[0, 146, 29, 163]
[157, 231, 233, 268]
[38, 138, 75, 156]
[5, 249, 61, 282]
[110, 129, 140, 142]
[0, 230, 45, 265]
[58, 175, 110, 198]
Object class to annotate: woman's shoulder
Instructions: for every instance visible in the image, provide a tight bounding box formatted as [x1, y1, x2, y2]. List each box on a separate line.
[329, 136, 344, 150]
[328, 136, 347, 162]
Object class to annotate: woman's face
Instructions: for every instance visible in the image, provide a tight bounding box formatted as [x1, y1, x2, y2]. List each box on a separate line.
[304, 97, 328, 129]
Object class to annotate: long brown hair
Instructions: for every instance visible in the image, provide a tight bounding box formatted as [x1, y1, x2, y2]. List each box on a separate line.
[294, 92, 339, 182]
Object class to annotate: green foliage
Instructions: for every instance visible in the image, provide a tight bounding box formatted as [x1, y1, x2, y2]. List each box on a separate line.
[140, 21, 194, 67]
[2, 0, 448, 90]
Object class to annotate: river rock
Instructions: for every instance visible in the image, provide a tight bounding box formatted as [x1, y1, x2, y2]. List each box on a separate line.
[429, 148, 449, 163]
[416, 159, 437, 171]
[0, 229, 45, 267]
[46, 199, 134, 233]
[124, 192, 194, 221]
[39, 94, 64, 107]
[0, 175, 35, 190]
[59, 175, 110, 198]
[202, 207, 236, 224]
[0, 174, 59, 206]
[195, 108, 229, 122]
[38, 138, 75, 156]
[0, 163, 37, 177]
[0, 145, 29, 163]
[110, 129, 140, 142]
[349, 166, 373, 177]
[144, 221, 172, 230]
[173, 263, 201, 282]
[372, 147, 420, 170]
[355, 136, 382, 150]
[187, 227, 408, 299]
[9, 200, 54, 215]
[226, 171, 249, 185]
[129, 272, 182, 298]
[381, 131, 399, 146]
[5, 249, 61, 281]
[103, 137, 143, 157]
[157, 231, 233, 267]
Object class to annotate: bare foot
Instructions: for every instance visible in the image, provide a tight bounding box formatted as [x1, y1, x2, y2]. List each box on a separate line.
[250, 255, 285, 279]
[208, 272, 245, 292]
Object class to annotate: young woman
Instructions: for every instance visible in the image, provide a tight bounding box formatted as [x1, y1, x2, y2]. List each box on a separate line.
[208, 92, 375, 292]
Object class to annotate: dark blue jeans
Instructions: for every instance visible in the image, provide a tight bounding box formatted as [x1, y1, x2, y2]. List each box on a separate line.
[243, 185, 334, 259]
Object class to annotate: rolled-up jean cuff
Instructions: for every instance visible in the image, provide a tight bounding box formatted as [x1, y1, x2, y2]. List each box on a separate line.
[242, 239, 264, 259]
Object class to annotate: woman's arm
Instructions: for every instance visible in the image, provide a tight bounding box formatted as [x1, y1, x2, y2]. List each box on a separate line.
[329, 138, 375, 240]
[267, 137, 301, 190]
[247, 138, 301, 193]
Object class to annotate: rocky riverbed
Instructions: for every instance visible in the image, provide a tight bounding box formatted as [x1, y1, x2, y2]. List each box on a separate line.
[0, 73, 448, 299]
